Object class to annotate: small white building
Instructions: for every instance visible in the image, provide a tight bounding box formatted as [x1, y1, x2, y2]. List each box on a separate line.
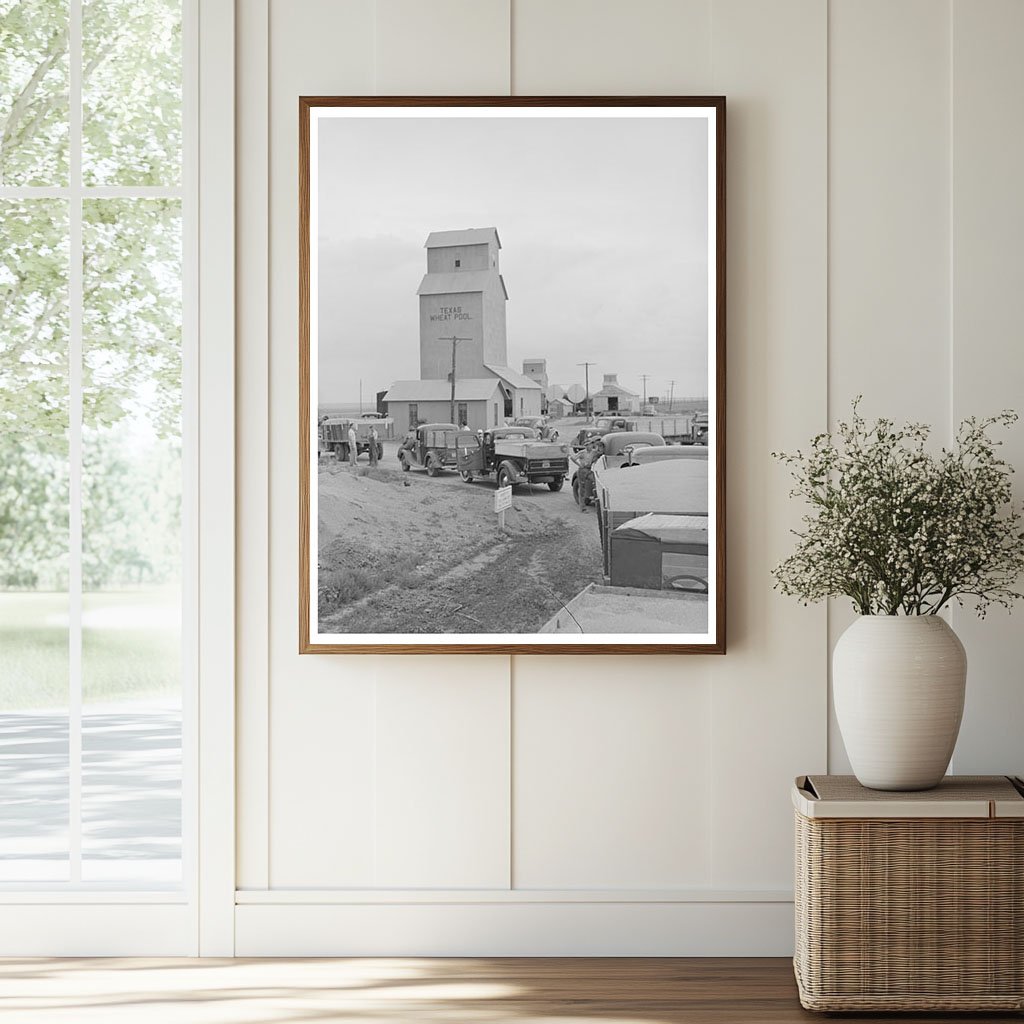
[385, 379, 507, 433]
[485, 364, 543, 420]
[546, 397, 573, 420]
[592, 373, 640, 414]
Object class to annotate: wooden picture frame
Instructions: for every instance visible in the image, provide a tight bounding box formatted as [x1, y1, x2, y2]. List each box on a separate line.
[300, 96, 725, 654]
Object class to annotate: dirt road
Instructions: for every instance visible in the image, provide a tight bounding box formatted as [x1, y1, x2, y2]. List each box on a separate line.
[317, 452, 602, 635]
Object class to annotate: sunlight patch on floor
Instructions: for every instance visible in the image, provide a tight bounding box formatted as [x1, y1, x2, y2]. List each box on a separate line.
[0, 958, 677, 1024]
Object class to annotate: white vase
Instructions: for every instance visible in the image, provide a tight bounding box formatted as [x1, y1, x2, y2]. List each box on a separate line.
[833, 615, 967, 791]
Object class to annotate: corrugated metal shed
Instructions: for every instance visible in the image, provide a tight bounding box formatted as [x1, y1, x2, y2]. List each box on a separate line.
[484, 364, 543, 390]
[425, 227, 501, 249]
[385, 379, 503, 402]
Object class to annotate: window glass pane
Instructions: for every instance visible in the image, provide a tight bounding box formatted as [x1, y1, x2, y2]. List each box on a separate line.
[81, 198, 181, 883]
[82, 0, 181, 186]
[0, 198, 70, 880]
[0, 0, 70, 186]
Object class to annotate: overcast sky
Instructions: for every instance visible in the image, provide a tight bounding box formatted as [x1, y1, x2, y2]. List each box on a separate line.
[317, 112, 709, 405]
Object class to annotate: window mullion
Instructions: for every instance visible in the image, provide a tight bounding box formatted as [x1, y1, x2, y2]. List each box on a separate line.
[68, 0, 83, 885]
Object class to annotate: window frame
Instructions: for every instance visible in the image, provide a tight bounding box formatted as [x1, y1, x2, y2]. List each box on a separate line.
[0, 0, 236, 956]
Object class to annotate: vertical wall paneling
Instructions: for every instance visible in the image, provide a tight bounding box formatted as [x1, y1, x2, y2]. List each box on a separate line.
[513, 666, 713, 889]
[949, 0, 1024, 777]
[375, 0, 511, 95]
[266, 0, 378, 888]
[374, 660, 512, 888]
[707, 0, 828, 889]
[197, 0, 236, 955]
[230, 0, 1024, 954]
[236, 0, 270, 892]
[828, 0, 951, 422]
[370, 0, 515, 893]
[508, 0, 720, 897]
[270, 669, 379, 886]
[827, 0, 952, 772]
[512, 0, 712, 95]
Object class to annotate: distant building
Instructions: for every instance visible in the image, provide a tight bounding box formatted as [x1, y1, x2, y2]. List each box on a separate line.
[592, 373, 640, 414]
[385, 379, 506, 433]
[486, 364, 545, 420]
[547, 397, 573, 420]
[522, 359, 549, 411]
[522, 359, 548, 389]
[387, 227, 542, 429]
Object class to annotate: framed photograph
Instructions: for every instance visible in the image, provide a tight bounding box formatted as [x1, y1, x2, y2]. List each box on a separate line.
[300, 96, 725, 654]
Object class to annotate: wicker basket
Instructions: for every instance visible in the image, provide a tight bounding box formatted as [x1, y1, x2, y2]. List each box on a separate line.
[793, 775, 1024, 1012]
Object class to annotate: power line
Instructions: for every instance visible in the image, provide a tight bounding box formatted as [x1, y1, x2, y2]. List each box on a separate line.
[639, 374, 652, 407]
[439, 335, 472, 425]
[576, 361, 596, 421]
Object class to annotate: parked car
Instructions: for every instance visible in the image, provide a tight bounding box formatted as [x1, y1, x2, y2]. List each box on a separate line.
[457, 427, 570, 490]
[571, 431, 666, 506]
[593, 416, 634, 433]
[509, 415, 559, 440]
[491, 426, 539, 440]
[397, 423, 459, 476]
[598, 431, 666, 469]
[319, 417, 386, 461]
[623, 444, 710, 467]
[569, 427, 604, 452]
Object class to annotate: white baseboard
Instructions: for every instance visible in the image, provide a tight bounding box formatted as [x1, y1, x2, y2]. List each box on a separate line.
[235, 897, 795, 957]
[0, 904, 196, 956]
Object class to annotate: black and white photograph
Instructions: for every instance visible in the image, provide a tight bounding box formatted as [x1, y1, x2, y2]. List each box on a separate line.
[300, 98, 725, 653]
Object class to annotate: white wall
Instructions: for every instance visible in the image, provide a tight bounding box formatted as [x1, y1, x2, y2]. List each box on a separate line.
[234, 0, 1024, 955]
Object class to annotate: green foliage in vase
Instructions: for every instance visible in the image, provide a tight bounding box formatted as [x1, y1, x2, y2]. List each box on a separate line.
[772, 400, 1024, 617]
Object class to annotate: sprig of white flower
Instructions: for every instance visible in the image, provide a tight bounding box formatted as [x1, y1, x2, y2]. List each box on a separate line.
[772, 399, 1024, 616]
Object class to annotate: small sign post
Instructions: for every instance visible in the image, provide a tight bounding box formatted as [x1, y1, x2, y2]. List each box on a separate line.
[494, 485, 512, 528]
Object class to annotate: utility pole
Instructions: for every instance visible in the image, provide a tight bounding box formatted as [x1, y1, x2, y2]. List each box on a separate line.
[439, 335, 472, 425]
[359, 379, 363, 415]
[639, 374, 652, 409]
[667, 379, 676, 412]
[577, 361, 595, 421]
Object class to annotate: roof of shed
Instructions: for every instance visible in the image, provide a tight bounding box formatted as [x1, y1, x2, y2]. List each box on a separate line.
[484, 364, 542, 390]
[384, 379, 503, 403]
[595, 382, 639, 398]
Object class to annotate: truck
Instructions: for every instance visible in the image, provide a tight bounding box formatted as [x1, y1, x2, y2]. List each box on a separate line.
[620, 412, 708, 444]
[456, 426, 571, 491]
[319, 416, 390, 461]
[539, 581, 708, 635]
[594, 457, 709, 577]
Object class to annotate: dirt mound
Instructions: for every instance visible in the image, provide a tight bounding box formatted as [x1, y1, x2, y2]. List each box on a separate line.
[317, 466, 550, 617]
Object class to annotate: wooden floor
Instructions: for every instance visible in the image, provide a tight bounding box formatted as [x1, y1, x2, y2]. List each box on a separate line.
[0, 957, 1019, 1023]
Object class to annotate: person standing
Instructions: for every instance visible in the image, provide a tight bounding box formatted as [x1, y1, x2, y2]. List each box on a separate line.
[347, 423, 358, 467]
[368, 425, 379, 467]
[572, 438, 604, 512]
